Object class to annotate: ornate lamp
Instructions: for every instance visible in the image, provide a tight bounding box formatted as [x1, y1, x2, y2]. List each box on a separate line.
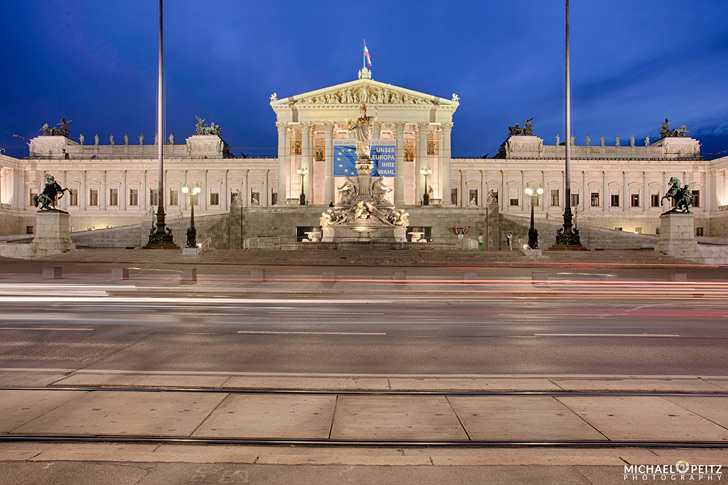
[421, 167, 432, 205]
[181, 184, 201, 248]
[297, 167, 308, 206]
[525, 186, 544, 249]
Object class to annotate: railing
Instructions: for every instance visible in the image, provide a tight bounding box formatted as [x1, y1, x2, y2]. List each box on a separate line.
[198, 237, 212, 250]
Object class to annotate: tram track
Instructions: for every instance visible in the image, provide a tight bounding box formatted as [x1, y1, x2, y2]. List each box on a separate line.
[1, 386, 727, 448]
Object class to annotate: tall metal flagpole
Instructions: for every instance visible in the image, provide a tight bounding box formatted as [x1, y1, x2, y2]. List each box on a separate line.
[362, 39, 366, 70]
[145, 0, 176, 248]
[554, 0, 583, 249]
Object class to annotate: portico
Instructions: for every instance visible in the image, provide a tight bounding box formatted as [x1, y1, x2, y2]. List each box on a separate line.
[269, 68, 459, 207]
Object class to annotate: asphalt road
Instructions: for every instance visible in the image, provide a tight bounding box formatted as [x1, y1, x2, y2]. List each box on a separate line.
[0, 280, 726, 376]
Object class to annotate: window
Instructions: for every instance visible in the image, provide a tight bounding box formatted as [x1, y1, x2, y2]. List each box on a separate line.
[129, 189, 138, 206]
[149, 189, 159, 207]
[631, 194, 640, 207]
[451, 188, 457, 205]
[210, 192, 219, 206]
[169, 189, 178, 206]
[468, 189, 478, 206]
[89, 189, 98, 206]
[109, 188, 118, 206]
[290, 131, 302, 155]
[551, 189, 559, 207]
[427, 139, 439, 156]
[635, 227, 642, 234]
[692, 190, 700, 208]
[29, 191, 37, 206]
[251, 191, 260, 205]
[651, 194, 660, 207]
[509, 198, 519, 206]
[615, 227, 623, 231]
[611, 194, 620, 207]
[270, 192, 277, 205]
[591, 193, 600, 207]
[69, 189, 78, 206]
[571, 193, 579, 207]
[26, 226, 34, 235]
[696, 227, 704, 237]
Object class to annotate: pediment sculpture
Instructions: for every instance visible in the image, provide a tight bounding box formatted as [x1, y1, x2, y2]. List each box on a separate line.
[299, 85, 433, 106]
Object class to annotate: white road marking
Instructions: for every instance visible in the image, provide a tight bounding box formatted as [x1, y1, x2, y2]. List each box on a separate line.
[0, 327, 94, 331]
[534, 333, 680, 337]
[237, 330, 385, 336]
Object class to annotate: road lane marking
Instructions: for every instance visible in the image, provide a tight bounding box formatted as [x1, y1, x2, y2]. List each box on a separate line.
[236, 331, 385, 336]
[534, 333, 680, 337]
[0, 327, 95, 331]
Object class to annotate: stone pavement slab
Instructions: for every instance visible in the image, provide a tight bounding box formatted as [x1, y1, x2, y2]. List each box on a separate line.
[0, 390, 80, 433]
[13, 391, 227, 436]
[222, 376, 389, 391]
[556, 396, 728, 441]
[704, 378, 728, 391]
[664, 396, 728, 429]
[389, 377, 560, 392]
[192, 394, 336, 439]
[553, 377, 727, 393]
[448, 395, 606, 441]
[57, 374, 229, 388]
[330, 395, 468, 441]
[0, 371, 70, 387]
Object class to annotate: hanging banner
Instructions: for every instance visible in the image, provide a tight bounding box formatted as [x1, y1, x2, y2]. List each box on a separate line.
[333, 139, 396, 177]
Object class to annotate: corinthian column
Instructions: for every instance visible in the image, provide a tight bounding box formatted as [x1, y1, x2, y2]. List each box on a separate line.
[416, 122, 429, 202]
[324, 122, 334, 204]
[301, 122, 312, 203]
[276, 122, 287, 205]
[442, 122, 452, 205]
[394, 122, 406, 206]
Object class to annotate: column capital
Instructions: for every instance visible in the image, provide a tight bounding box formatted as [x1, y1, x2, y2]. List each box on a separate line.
[394, 122, 407, 132]
[323, 122, 335, 132]
[441, 121, 453, 132]
[275, 122, 287, 134]
[300, 121, 312, 131]
[417, 122, 430, 131]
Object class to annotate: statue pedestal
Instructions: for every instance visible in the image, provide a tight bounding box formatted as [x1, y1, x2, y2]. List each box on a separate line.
[655, 212, 698, 257]
[31, 211, 75, 256]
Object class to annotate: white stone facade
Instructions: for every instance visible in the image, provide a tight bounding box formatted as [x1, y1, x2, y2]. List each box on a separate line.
[1, 73, 727, 240]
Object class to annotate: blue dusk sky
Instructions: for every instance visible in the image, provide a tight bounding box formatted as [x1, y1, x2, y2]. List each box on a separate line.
[1, 0, 727, 159]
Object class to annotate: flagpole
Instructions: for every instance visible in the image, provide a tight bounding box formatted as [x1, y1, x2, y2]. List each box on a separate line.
[362, 39, 365, 70]
[553, 0, 583, 249]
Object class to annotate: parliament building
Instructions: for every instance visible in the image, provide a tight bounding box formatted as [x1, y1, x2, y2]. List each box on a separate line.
[1, 68, 727, 249]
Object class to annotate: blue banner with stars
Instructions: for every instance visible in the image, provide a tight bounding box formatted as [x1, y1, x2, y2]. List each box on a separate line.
[333, 144, 358, 177]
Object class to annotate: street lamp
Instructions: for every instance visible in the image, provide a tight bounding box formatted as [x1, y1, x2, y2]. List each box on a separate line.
[181, 184, 201, 248]
[420, 167, 432, 205]
[525, 186, 544, 249]
[297, 167, 308, 205]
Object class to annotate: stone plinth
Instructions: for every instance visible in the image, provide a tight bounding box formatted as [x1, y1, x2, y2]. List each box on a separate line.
[185, 135, 228, 158]
[654, 213, 698, 257]
[31, 211, 76, 256]
[322, 225, 406, 243]
[501, 135, 543, 157]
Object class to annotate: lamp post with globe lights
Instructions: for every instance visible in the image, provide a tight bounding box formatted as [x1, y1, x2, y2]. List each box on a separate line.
[525, 186, 544, 249]
[297, 167, 308, 205]
[420, 167, 432, 205]
[181, 184, 201, 248]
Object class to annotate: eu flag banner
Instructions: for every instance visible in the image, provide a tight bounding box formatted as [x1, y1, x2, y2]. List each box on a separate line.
[333, 143, 358, 177]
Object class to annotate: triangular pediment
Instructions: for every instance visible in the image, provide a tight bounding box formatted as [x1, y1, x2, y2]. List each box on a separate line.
[270, 78, 459, 108]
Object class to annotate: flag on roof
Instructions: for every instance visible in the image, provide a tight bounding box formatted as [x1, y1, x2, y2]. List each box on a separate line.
[364, 41, 372, 67]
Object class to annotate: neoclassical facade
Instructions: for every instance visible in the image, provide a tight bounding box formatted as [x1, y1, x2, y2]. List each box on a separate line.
[1, 70, 727, 242]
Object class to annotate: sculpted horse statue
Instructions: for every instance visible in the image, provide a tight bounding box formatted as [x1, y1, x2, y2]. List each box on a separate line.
[33, 174, 69, 212]
[661, 177, 692, 214]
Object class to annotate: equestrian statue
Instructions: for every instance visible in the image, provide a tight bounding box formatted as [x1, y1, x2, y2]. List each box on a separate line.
[661, 177, 692, 214]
